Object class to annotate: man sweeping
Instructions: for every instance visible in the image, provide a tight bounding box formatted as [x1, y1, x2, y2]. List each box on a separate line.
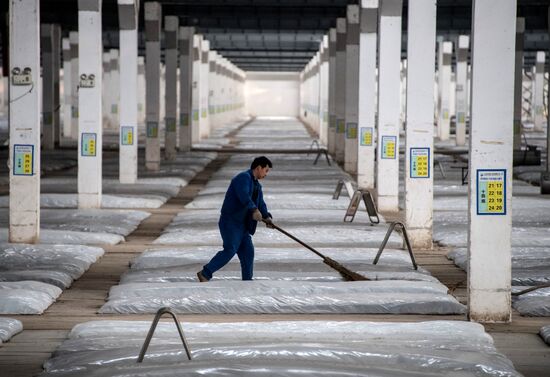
[197, 156, 273, 282]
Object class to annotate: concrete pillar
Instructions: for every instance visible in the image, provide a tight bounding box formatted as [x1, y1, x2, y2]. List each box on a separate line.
[375, 0, 402, 213]
[335, 18, 347, 164]
[118, 0, 139, 184]
[178, 26, 194, 151]
[547, 6, 550, 172]
[533, 51, 546, 132]
[208, 51, 218, 129]
[145, 2, 161, 171]
[102, 52, 111, 127]
[69, 31, 79, 139]
[62, 37, 71, 139]
[41, 24, 55, 150]
[327, 28, 337, 156]
[404, 0, 436, 249]
[191, 34, 202, 143]
[9, 0, 41, 243]
[513, 18, 525, 150]
[319, 36, 329, 146]
[109, 49, 120, 129]
[137, 56, 145, 125]
[437, 41, 452, 141]
[52, 24, 61, 145]
[164, 15, 179, 160]
[344, 5, 360, 174]
[468, 0, 516, 323]
[77, 0, 103, 209]
[357, 0, 378, 190]
[455, 35, 469, 146]
[200, 40, 210, 139]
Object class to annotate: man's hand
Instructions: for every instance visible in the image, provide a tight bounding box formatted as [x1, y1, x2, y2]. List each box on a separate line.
[252, 209, 263, 221]
[264, 217, 274, 228]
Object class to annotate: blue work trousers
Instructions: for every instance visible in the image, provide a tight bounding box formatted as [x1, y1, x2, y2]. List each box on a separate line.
[202, 218, 254, 280]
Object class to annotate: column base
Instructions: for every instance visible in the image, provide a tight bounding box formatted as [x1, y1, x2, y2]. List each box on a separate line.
[146, 161, 160, 171]
[468, 289, 511, 323]
[377, 195, 399, 212]
[78, 193, 102, 209]
[344, 161, 357, 174]
[9, 225, 39, 244]
[406, 228, 433, 249]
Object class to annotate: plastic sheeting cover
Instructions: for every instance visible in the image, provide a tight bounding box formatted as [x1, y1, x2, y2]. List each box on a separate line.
[0, 317, 23, 343]
[512, 286, 550, 317]
[40, 320, 520, 376]
[540, 325, 550, 345]
[0, 281, 62, 314]
[99, 280, 465, 315]
[0, 229, 124, 245]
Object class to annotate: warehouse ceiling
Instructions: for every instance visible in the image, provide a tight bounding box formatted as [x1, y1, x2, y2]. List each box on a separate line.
[1, 0, 549, 72]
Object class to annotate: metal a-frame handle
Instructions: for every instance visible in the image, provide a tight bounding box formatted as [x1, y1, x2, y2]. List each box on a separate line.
[373, 222, 418, 270]
[137, 307, 192, 363]
[343, 189, 380, 225]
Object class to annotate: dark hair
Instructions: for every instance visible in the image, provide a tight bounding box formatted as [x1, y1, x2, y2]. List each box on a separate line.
[251, 156, 273, 169]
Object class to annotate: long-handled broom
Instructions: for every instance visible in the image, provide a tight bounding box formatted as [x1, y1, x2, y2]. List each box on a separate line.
[263, 220, 368, 281]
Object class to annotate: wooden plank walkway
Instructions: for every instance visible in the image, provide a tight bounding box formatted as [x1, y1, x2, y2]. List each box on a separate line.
[1, 154, 549, 377]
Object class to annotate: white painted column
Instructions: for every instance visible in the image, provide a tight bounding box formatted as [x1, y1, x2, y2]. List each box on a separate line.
[62, 37, 72, 139]
[455, 35, 469, 146]
[344, 5, 360, 174]
[404, 0, 436, 249]
[513, 18, 524, 150]
[327, 28, 337, 156]
[357, 0, 378, 190]
[102, 52, 112, 127]
[137, 56, 145, 125]
[9, 0, 41, 243]
[41, 24, 55, 150]
[375, 0, 402, 212]
[69, 31, 79, 139]
[335, 18, 347, 164]
[118, 0, 139, 184]
[191, 34, 202, 143]
[52, 24, 61, 146]
[145, 2, 161, 171]
[437, 41, 452, 141]
[77, 0, 103, 209]
[208, 52, 218, 129]
[178, 26, 194, 151]
[200, 40, 210, 139]
[109, 49, 120, 129]
[468, 0, 516, 323]
[319, 36, 329, 146]
[533, 51, 546, 132]
[164, 15, 179, 160]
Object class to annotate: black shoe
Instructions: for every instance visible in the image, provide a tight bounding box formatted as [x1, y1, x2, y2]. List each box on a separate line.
[197, 271, 209, 282]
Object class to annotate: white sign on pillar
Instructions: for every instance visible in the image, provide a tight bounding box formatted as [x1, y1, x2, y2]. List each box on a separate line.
[533, 51, 546, 132]
[376, 0, 402, 213]
[164, 15, 179, 160]
[455, 35, 469, 146]
[178, 26, 194, 151]
[404, 0, 436, 249]
[437, 42, 452, 141]
[327, 29, 337, 156]
[145, 2, 161, 171]
[118, 0, 139, 184]
[344, 5, 360, 174]
[9, 0, 41, 243]
[70, 31, 79, 140]
[468, 0, 516, 323]
[77, 0, 103, 209]
[357, 0, 378, 190]
[335, 18, 347, 164]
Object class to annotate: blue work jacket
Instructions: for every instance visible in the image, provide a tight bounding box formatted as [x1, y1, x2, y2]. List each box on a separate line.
[220, 169, 271, 235]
